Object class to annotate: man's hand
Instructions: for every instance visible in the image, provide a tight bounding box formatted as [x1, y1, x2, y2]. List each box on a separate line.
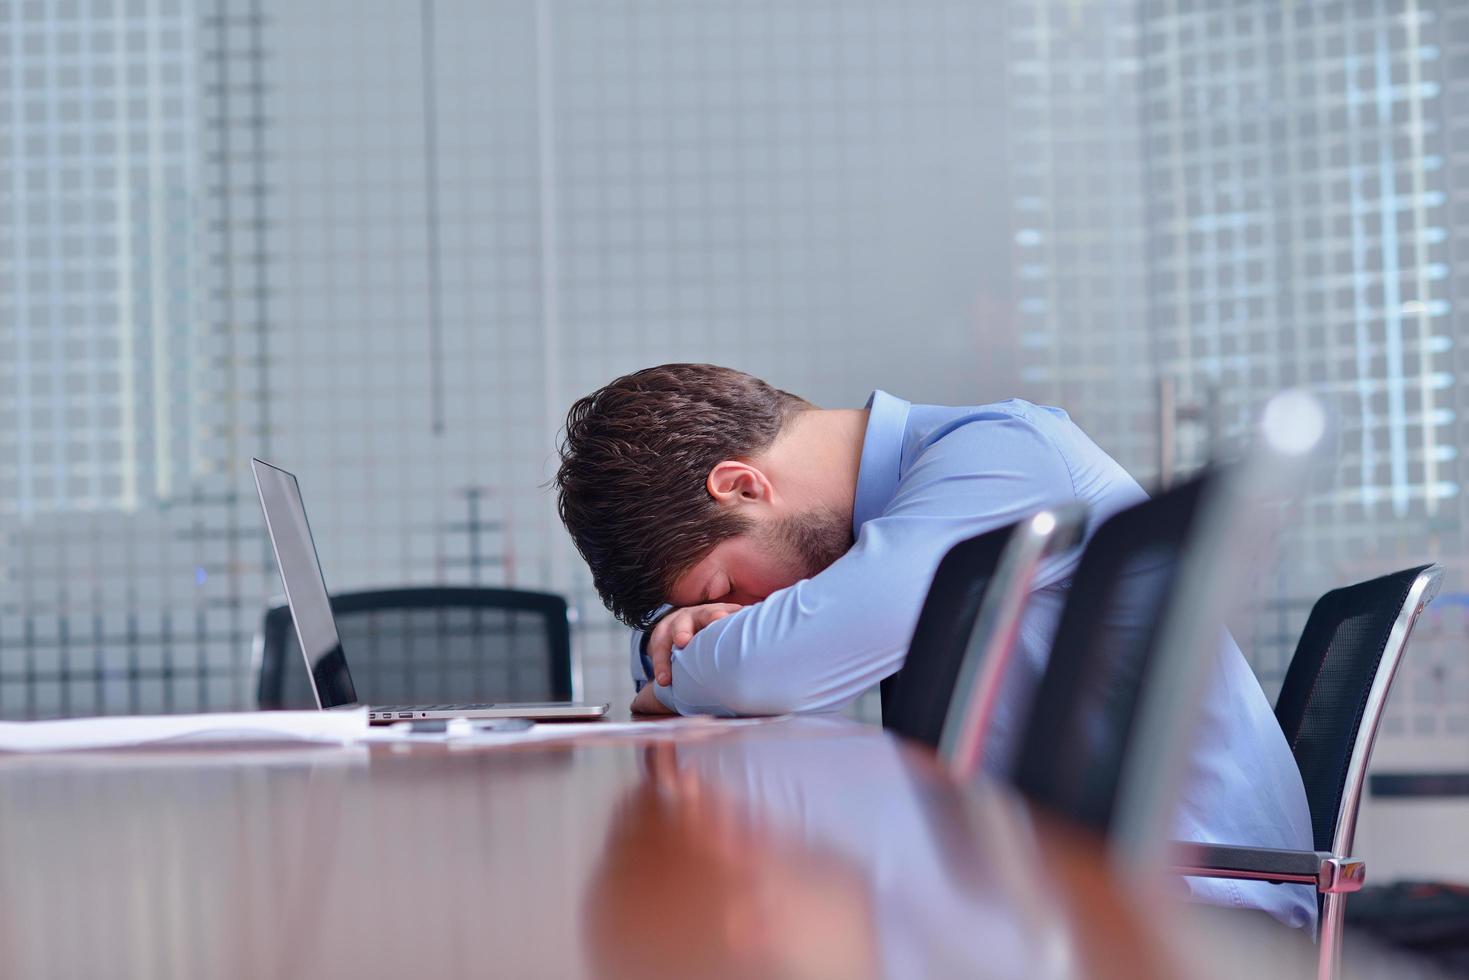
[646, 603, 744, 686]
[630, 683, 675, 716]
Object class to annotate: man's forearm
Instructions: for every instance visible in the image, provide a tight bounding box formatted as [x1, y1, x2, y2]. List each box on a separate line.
[648, 579, 908, 718]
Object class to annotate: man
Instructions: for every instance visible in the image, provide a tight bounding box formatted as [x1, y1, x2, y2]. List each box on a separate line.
[555, 363, 1316, 929]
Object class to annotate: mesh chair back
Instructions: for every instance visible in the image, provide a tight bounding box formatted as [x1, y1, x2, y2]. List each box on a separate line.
[257, 587, 573, 709]
[1274, 565, 1438, 853]
[882, 524, 1018, 746]
[1010, 475, 1209, 834]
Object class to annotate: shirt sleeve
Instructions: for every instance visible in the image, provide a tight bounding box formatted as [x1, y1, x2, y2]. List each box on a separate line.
[629, 605, 673, 692]
[652, 414, 1079, 716]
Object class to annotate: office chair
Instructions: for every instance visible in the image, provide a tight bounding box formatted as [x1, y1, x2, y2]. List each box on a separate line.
[255, 586, 575, 709]
[881, 508, 1083, 761]
[934, 395, 1325, 817]
[1008, 473, 1217, 834]
[882, 522, 1018, 744]
[1170, 563, 1443, 980]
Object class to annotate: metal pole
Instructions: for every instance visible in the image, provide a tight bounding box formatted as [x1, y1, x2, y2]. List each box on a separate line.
[1158, 376, 1176, 489]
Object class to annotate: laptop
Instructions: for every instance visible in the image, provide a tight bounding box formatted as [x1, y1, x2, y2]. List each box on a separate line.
[251, 457, 609, 725]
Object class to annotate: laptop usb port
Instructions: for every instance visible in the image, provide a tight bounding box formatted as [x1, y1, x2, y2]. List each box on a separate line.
[397, 712, 413, 719]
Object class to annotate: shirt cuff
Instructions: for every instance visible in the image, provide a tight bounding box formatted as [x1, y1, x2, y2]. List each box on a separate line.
[629, 605, 673, 692]
[628, 627, 653, 691]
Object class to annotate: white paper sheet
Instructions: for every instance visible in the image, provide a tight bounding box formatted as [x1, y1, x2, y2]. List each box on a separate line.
[0, 708, 368, 753]
[0, 743, 369, 772]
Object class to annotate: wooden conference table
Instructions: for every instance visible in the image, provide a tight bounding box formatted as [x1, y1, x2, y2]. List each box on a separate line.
[0, 714, 1336, 979]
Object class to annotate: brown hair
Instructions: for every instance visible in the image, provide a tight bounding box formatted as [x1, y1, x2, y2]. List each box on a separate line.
[554, 363, 810, 628]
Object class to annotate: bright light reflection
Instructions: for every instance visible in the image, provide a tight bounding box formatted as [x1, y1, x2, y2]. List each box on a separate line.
[1261, 391, 1327, 456]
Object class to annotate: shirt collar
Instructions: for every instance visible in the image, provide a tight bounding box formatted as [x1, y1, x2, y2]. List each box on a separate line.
[852, 390, 911, 536]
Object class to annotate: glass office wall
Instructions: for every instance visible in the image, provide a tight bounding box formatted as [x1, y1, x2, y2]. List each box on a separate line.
[2, 0, 1465, 790]
[2, 0, 1012, 717]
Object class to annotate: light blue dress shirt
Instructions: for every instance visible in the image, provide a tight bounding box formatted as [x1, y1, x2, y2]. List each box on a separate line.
[632, 390, 1317, 928]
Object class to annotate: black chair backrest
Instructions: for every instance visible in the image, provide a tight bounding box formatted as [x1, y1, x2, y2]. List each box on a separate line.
[882, 523, 1018, 747]
[1009, 475, 1209, 834]
[257, 587, 573, 709]
[1274, 566, 1434, 852]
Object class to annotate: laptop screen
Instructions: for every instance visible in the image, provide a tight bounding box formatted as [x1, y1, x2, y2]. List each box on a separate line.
[251, 458, 359, 709]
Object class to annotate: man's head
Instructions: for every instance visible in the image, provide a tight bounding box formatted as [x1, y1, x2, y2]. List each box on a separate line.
[555, 363, 853, 628]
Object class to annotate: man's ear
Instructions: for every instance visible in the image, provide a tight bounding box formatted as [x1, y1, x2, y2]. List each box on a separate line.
[707, 460, 773, 510]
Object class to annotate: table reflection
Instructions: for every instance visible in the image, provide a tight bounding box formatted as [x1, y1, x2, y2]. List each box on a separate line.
[593, 719, 1073, 979]
[584, 737, 880, 979]
[0, 720, 1374, 980]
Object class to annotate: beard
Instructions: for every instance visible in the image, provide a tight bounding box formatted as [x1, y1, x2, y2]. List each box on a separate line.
[762, 508, 854, 582]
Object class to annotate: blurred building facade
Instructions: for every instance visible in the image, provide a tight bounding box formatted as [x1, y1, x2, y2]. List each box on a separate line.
[2, 0, 200, 514]
[1007, 0, 1157, 482]
[1012, 0, 1469, 767]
